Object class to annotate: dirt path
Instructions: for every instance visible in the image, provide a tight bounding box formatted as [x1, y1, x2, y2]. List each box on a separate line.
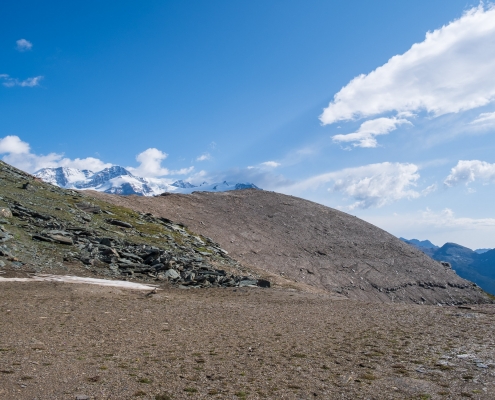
[1, 282, 494, 399]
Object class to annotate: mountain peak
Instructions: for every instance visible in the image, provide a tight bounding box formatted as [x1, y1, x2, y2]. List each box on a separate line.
[34, 166, 260, 197]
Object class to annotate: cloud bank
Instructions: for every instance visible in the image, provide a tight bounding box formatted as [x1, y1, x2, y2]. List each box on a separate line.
[320, 5, 495, 125]
[0, 135, 193, 178]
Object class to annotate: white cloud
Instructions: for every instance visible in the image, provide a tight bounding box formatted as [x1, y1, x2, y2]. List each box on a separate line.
[471, 111, 495, 125]
[0, 136, 193, 179]
[444, 160, 495, 186]
[128, 148, 194, 177]
[332, 117, 411, 148]
[57, 157, 112, 172]
[171, 166, 194, 175]
[291, 162, 423, 209]
[1, 75, 43, 87]
[196, 153, 211, 161]
[0, 135, 30, 154]
[420, 208, 495, 229]
[130, 148, 170, 177]
[260, 161, 281, 168]
[0, 135, 112, 173]
[320, 5, 495, 125]
[16, 39, 32, 52]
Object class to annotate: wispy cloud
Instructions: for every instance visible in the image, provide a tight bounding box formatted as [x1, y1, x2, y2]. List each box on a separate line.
[289, 162, 427, 209]
[1, 74, 43, 87]
[471, 111, 495, 125]
[16, 39, 32, 52]
[260, 161, 280, 168]
[332, 117, 411, 148]
[320, 5, 495, 125]
[364, 208, 495, 249]
[444, 160, 495, 186]
[196, 153, 211, 161]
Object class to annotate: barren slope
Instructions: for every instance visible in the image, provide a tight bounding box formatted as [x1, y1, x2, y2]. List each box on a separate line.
[87, 190, 491, 304]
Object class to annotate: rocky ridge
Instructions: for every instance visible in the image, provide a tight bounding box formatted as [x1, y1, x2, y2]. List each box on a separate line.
[0, 160, 268, 289]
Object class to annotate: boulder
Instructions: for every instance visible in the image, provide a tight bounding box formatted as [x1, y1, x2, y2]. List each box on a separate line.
[0, 208, 12, 218]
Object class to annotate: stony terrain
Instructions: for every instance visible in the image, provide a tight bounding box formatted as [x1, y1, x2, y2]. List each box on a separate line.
[88, 190, 492, 305]
[1, 282, 495, 399]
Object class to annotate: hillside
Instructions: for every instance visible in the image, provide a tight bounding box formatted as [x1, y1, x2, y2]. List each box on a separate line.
[0, 160, 266, 290]
[87, 189, 492, 304]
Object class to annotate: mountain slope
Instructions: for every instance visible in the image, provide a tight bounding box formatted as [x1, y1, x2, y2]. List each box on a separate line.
[401, 239, 495, 295]
[33, 166, 259, 196]
[86, 189, 492, 304]
[0, 160, 265, 290]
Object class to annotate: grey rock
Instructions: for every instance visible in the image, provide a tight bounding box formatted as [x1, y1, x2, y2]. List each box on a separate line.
[75, 202, 101, 214]
[106, 219, 133, 229]
[32, 234, 54, 243]
[75, 396, 90, 400]
[99, 237, 112, 247]
[47, 235, 73, 245]
[0, 260, 5, 267]
[164, 269, 180, 279]
[239, 279, 258, 287]
[257, 279, 271, 288]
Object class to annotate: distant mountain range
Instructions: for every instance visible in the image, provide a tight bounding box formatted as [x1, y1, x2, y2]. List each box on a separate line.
[34, 166, 259, 196]
[400, 238, 495, 295]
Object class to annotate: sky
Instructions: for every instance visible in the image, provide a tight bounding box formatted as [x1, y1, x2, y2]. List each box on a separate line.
[1, 0, 495, 249]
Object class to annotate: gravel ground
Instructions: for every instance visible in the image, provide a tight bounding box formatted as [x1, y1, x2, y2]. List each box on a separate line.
[1, 281, 494, 400]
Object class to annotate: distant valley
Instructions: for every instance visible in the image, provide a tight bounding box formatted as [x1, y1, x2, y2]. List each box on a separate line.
[401, 238, 495, 295]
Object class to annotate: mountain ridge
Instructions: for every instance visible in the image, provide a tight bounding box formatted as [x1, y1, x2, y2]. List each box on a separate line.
[401, 238, 495, 295]
[34, 166, 259, 196]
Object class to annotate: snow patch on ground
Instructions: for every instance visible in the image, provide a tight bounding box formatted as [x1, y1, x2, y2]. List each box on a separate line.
[0, 274, 159, 290]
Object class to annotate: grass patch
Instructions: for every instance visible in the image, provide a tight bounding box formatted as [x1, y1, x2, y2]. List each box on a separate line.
[360, 372, 378, 381]
[155, 394, 172, 400]
[138, 377, 152, 384]
[155, 393, 172, 400]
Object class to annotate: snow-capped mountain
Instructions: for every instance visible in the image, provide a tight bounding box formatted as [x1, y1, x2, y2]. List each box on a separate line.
[33, 166, 259, 196]
[34, 167, 94, 187]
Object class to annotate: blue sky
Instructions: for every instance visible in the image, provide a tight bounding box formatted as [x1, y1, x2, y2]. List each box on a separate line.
[2, 1, 495, 249]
